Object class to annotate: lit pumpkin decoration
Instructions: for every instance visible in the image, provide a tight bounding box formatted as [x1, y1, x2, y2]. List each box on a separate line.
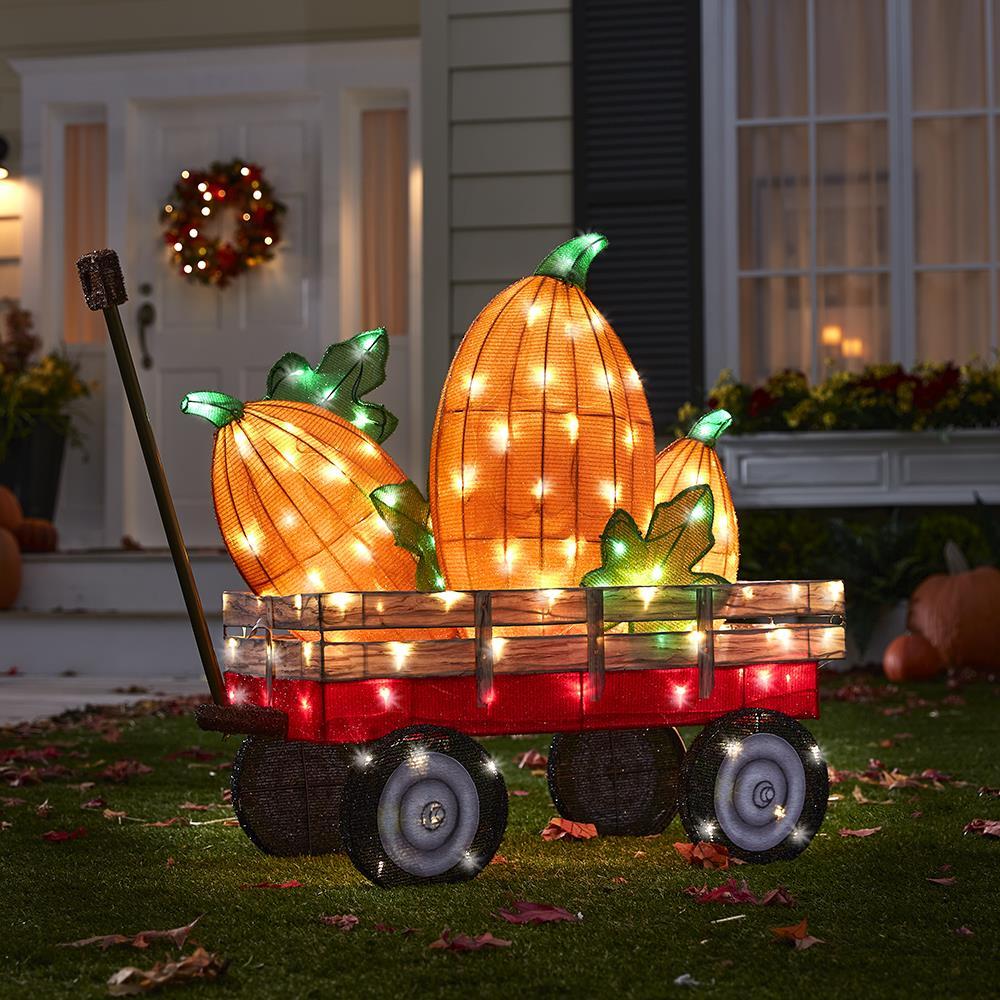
[181, 392, 417, 597]
[429, 234, 655, 590]
[654, 410, 739, 582]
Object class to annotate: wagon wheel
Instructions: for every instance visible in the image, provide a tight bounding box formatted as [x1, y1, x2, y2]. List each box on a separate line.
[678, 709, 828, 863]
[547, 727, 685, 836]
[231, 736, 354, 856]
[339, 725, 508, 887]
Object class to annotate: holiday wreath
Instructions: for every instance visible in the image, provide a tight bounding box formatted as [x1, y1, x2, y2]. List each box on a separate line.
[160, 160, 285, 287]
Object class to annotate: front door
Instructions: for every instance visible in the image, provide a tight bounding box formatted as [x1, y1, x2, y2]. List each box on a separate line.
[127, 97, 322, 547]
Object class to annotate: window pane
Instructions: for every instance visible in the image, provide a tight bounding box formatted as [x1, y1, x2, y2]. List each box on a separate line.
[740, 276, 811, 383]
[738, 0, 807, 119]
[912, 0, 985, 111]
[361, 108, 409, 335]
[916, 271, 990, 361]
[815, 0, 886, 115]
[739, 126, 809, 271]
[913, 117, 988, 264]
[816, 122, 889, 268]
[817, 273, 890, 373]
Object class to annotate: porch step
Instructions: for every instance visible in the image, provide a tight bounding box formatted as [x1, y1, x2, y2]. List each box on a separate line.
[1, 550, 245, 679]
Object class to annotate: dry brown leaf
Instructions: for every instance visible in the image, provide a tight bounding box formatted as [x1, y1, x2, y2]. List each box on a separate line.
[177, 802, 212, 812]
[97, 760, 153, 784]
[852, 786, 893, 806]
[107, 947, 227, 996]
[673, 841, 731, 870]
[927, 876, 957, 886]
[771, 917, 824, 950]
[41, 826, 87, 843]
[58, 916, 201, 951]
[964, 818, 1000, 838]
[838, 826, 882, 838]
[429, 929, 511, 952]
[541, 817, 598, 841]
[319, 914, 358, 931]
[496, 900, 580, 925]
[514, 749, 548, 769]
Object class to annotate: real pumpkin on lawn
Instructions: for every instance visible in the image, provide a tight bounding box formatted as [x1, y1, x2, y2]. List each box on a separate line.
[429, 234, 655, 590]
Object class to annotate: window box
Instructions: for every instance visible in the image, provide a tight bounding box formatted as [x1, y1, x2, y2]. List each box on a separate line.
[718, 429, 1000, 508]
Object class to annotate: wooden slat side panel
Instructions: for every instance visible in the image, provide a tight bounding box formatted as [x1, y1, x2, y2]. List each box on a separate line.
[489, 587, 587, 625]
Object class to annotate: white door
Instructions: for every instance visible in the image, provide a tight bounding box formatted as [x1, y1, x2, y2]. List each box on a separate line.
[127, 97, 322, 547]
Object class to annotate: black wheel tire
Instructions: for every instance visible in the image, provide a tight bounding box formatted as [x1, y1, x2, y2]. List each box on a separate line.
[231, 736, 354, 856]
[547, 727, 685, 836]
[339, 725, 508, 888]
[678, 709, 828, 863]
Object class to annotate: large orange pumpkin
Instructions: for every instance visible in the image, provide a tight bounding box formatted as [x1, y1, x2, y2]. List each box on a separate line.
[0, 526, 21, 609]
[182, 393, 417, 598]
[0, 485, 23, 533]
[429, 234, 655, 590]
[908, 544, 1000, 671]
[882, 632, 943, 683]
[654, 410, 739, 582]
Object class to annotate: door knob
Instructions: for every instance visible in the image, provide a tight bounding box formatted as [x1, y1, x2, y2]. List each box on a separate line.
[137, 283, 155, 369]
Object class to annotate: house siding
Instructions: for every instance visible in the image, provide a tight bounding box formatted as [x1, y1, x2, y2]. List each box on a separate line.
[428, 0, 573, 356]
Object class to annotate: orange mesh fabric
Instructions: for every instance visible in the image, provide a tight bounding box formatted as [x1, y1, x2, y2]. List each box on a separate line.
[211, 399, 417, 597]
[430, 275, 655, 590]
[654, 439, 740, 582]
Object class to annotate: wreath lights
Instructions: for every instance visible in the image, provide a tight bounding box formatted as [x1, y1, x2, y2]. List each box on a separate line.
[160, 160, 285, 286]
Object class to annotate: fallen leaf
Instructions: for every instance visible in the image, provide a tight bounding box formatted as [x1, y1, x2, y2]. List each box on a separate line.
[34, 799, 53, 818]
[103, 809, 130, 821]
[541, 817, 597, 841]
[177, 802, 212, 812]
[674, 973, 703, 987]
[107, 947, 227, 996]
[319, 914, 358, 931]
[673, 841, 731, 870]
[0, 821, 11, 831]
[963, 818, 1000, 838]
[771, 917, 824, 951]
[927, 876, 957, 886]
[143, 817, 188, 828]
[759, 886, 797, 907]
[514, 749, 548, 769]
[684, 879, 758, 905]
[496, 900, 580, 925]
[911, 811, 923, 819]
[510, 790, 530, 797]
[852, 786, 893, 806]
[166, 857, 176, 868]
[58, 917, 201, 951]
[611, 876, 628, 885]
[955, 926, 975, 937]
[429, 929, 511, 952]
[1, 796, 26, 808]
[633, 850, 647, 858]
[81, 797, 107, 810]
[42, 826, 87, 843]
[240, 880, 303, 889]
[838, 827, 882, 838]
[490, 854, 509, 865]
[98, 760, 153, 784]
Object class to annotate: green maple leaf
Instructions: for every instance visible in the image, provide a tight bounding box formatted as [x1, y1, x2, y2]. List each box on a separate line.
[370, 480, 445, 592]
[265, 328, 398, 443]
[582, 485, 729, 590]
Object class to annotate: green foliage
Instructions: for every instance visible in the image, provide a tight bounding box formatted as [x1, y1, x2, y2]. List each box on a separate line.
[676, 360, 1000, 437]
[581, 486, 728, 589]
[370, 480, 445, 591]
[0, 305, 89, 461]
[266, 328, 398, 443]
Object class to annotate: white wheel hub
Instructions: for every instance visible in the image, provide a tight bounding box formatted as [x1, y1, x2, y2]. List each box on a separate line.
[713, 732, 805, 851]
[377, 750, 480, 877]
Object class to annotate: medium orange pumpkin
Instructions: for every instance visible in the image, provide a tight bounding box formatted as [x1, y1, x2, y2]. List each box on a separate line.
[15, 517, 58, 553]
[908, 551, 1000, 672]
[429, 234, 655, 590]
[0, 485, 23, 533]
[182, 393, 418, 598]
[0, 527, 21, 609]
[654, 410, 739, 582]
[883, 632, 943, 683]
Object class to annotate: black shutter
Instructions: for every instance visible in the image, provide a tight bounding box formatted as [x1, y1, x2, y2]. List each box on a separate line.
[572, 0, 704, 433]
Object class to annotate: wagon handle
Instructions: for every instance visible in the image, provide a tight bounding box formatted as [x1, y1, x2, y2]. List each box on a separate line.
[76, 249, 228, 707]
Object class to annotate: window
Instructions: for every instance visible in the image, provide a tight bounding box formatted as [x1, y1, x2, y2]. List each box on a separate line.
[704, 0, 1000, 383]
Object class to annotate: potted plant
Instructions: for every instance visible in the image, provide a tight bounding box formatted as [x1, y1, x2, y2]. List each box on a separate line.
[0, 302, 89, 519]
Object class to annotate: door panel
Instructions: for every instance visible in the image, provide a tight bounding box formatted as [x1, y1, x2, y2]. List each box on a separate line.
[129, 97, 322, 547]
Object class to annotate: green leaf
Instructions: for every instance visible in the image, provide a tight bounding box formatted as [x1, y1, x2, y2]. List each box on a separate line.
[370, 480, 446, 592]
[265, 328, 398, 443]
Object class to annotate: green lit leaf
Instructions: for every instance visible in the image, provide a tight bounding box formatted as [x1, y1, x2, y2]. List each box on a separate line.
[688, 409, 733, 446]
[265, 328, 398, 443]
[370, 480, 445, 592]
[582, 485, 727, 590]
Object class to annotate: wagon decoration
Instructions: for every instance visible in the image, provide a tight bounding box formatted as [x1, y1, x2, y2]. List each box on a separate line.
[76, 236, 845, 892]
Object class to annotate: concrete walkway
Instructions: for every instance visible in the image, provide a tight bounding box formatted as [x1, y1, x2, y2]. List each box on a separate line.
[0, 675, 209, 725]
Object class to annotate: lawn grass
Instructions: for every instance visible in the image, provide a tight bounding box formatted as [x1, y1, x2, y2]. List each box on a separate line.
[1, 674, 997, 1000]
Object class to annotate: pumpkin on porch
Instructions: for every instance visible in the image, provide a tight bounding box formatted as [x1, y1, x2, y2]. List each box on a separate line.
[15, 517, 58, 553]
[0, 527, 21, 609]
[882, 632, 943, 683]
[654, 410, 739, 582]
[0, 485, 23, 533]
[428, 233, 655, 590]
[907, 542, 1000, 672]
[181, 392, 418, 599]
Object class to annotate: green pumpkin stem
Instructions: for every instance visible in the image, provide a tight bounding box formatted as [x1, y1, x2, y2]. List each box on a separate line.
[533, 233, 608, 290]
[180, 390, 244, 429]
[688, 409, 733, 447]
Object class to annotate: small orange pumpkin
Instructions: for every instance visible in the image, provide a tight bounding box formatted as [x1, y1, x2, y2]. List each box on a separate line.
[0, 527, 21, 609]
[0, 485, 23, 533]
[15, 517, 58, 553]
[908, 543, 1000, 671]
[883, 632, 943, 683]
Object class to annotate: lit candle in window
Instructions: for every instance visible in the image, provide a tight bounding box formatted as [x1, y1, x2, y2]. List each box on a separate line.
[841, 337, 864, 358]
[821, 324, 843, 346]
